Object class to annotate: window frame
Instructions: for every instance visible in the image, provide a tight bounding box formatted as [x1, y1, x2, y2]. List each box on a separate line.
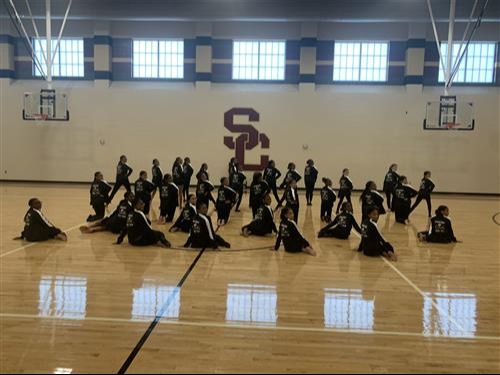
[132, 38, 185, 80]
[32, 37, 85, 78]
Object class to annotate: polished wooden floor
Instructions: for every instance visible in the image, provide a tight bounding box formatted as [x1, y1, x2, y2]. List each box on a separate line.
[0, 182, 499, 374]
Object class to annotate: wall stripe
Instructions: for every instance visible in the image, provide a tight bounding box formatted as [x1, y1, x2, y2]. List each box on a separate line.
[300, 37, 317, 48]
[94, 70, 112, 80]
[196, 72, 212, 81]
[0, 35, 15, 45]
[407, 38, 426, 49]
[404, 75, 424, 85]
[196, 36, 212, 46]
[94, 35, 112, 46]
[0, 69, 15, 79]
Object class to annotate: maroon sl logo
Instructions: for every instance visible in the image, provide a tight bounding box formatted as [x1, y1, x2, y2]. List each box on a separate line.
[223, 108, 270, 171]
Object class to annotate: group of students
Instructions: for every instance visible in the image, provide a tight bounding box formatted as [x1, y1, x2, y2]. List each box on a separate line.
[15, 156, 460, 260]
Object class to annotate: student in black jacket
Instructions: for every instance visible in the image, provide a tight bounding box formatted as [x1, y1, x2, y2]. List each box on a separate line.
[14, 198, 67, 242]
[418, 205, 460, 244]
[196, 163, 209, 187]
[80, 192, 135, 234]
[184, 202, 231, 249]
[320, 178, 337, 223]
[276, 179, 300, 225]
[182, 157, 194, 201]
[304, 159, 319, 206]
[116, 199, 171, 248]
[159, 174, 179, 224]
[88, 171, 112, 222]
[172, 157, 185, 208]
[358, 206, 397, 261]
[228, 157, 239, 185]
[392, 176, 418, 224]
[383, 163, 400, 211]
[336, 168, 353, 214]
[242, 194, 277, 237]
[170, 194, 198, 233]
[250, 172, 270, 218]
[274, 206, 316, 256]
[280, 162, 301, 190]
[263, 160, 282, 203]
[360, 181, 386, 221]
[196, 174, 216, 209]
[318, 202, 362, 239]
[231, 164, 247, 212]
[134, 171, 156, 216]
[109, 155, 133, 202]
[216, 177, 238, 226]
[151, 159, 163, 201]
[410, 171, 436, 217]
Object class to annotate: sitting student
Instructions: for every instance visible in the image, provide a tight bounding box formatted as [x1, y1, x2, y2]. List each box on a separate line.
[88, 171, 112, 222]
[358, 206, 397, 261]
[274, 206, 316, 256]
[170, 194, 198, 233]
[116, 198, 171, 248]
[360, 181, 386, 221]
[410, 171, 436, 218]
[14, 198, 67, 242]
[184, 202, 231, 249]
[242, 194, 277, 237]
[318, 202, 362, 239]
[392, 176, 418, 225]
[418, 205, 460, 243]
[196, 174, 216, 209]
[134, 171, 156, 216]
[216, 177, 238, 226]
[80, 192, 135, 234]
[158, 174, 179, 224]
[320, 178, 337, 223]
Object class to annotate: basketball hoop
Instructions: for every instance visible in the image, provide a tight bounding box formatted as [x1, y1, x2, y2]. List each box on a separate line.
[33, 113, 49, 121]
[443, 122, 460, 130]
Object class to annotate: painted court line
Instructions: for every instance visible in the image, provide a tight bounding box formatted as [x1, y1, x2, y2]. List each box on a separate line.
[1, 313, 498, 342]
[0, 222, 86, 259]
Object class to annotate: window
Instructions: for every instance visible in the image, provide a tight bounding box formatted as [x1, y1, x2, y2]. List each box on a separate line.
[33, 38, 84, 77]
[132, 283, 180, 321]
[38, 276, 87, 319]
[133, 39, 184, 79]
[333, 42, 389, 82]
[439, 42, 496, 84]
[232, 40, 286, 81]
[226, 284, 277, 325]
[324, 289, 374, 331]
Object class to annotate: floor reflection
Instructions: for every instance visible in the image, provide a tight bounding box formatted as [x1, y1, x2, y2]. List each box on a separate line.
[324, 289, 374, 331]
[132, 281, 180, 321]
[423, 292, 477, 337]
[39, 276, 87, 319]
[226, 284, 277, 325]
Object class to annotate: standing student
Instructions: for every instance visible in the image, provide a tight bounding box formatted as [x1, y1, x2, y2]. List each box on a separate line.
[320, 178, 337, 223]
[228, 157, 239, 185]
[263, 160, 282, 203]
[358, 206, 397, 261]
[242, 194, 277, 237]
[277, 179, 300, 225]
[184, 202, 231, 249]
[80, 192, 134, 234]
[360, 181, 386, 221]
[336, 168, 353, 214]
[159, 174, 179, 224]
[250, 172, 270, 218]
[116, 198, 171, 248]
[151, 159, 163, 200]
[196, 163, 209, 186]
[383, 164, 400, 211]
[172, 157, 185, 208]
[392, 176, 418, 225]
[274, 206, 316, 256]
[304, 159, 319, 206]
[182, 157, 194, 201]
[170, 194, 198, 233]
[15, 198, 68, 242]
[231, 164, 247, 212]
[410, 171, 436, 218]
[196, 174, 216, 209]
[216, 177, 238, 226]
[318, 202, 362, 239]
[109, 155, 133, 202]
[134, 171, 156, 216]
[88, 171, 112, 222]
[280, 162, 301, 189]
[418, 205, 460, 243]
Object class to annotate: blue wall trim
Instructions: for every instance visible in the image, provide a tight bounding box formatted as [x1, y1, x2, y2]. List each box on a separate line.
[0, 69, 15, 79]
[94, 71, 112, 80]
[286, 40, 301, 60]
[112, 38, 132, 58]
[316, 40, 334, 61]
[389, 41, 407, 62]
[299, 74, 315, 83]
[407, 38, 426, 49]
[184, 39, 196, 59]
[196, 36, 212, 46]
[0, 35, 15, 45]
[196, 72, 212, 81]
[300, 37, 317, 48]
[94, 35, 112, 45]
[212, 39, 232, 59]
[405, 75, 424, 85]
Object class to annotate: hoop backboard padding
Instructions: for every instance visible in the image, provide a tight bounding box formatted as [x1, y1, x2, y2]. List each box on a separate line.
[23, 90, 69, 121]
[423, 97, 474, 131]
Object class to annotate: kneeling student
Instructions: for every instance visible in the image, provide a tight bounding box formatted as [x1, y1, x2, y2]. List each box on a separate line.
[216, 177, 238, 226]
[170, 194, 197, 233]
[418, 205, 460, 243]
[80, 192, 134, 234]
[358, 206, 397, 261]
[320, 178, 337, 223]
[184, 203, 231, 250]
[88, 171, 112, 222]
[274, 206, 316, 256]
[15, 198, 67, 242]
[242, 194, 277, 237]
[318, 202, 361, 239]
[392, 176, 418, 225]
[159, 174, 179, 224]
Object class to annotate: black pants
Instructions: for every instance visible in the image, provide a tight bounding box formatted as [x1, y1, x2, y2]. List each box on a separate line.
[109, 178, 131, 202]
[160, 200, 176, 222]
[336, 191, 351, 213]
[288, 203, 299, 225]
[91, 199, 106, 220]
[267, 181, 280, 203]
[140, 197, 151, 216]
[234, 187, 244, 210]
[130, 230, 170, 247]
[217, 203, 233, 224]
[385, 190, 393, 211]
[410, 194, 432, 217]
[305, 182, 315, 204]
[183, 179, 191, 200]
[394, 201, 411, 223]
[321, 202, 333, 222]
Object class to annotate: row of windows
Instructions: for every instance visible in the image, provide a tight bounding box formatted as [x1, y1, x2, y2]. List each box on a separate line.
[32, 38, 497, 84]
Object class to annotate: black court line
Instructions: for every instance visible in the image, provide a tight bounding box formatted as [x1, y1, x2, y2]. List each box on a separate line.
[493, 213, 500, 227]
[117, 247, 207, 374]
